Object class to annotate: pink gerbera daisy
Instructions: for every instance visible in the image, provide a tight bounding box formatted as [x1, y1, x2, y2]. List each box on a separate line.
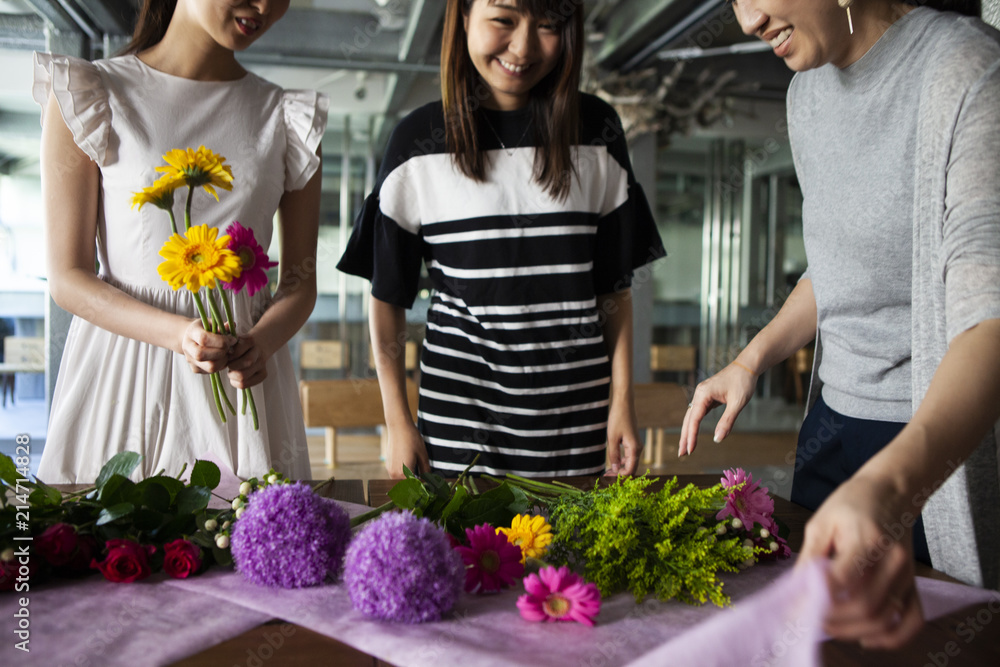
[717, 468, 774, 529]
[454, 524, 524, 594]
[222, 221, 277, 297]
[517, 566, 601, 626]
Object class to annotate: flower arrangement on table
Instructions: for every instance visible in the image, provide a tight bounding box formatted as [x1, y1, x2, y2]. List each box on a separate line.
[0, 452, 290, 588]
[132, 146, 276, 430]
[2, 450, 790, 632]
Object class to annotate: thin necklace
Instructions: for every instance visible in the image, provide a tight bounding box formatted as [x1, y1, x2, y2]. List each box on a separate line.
[482, 113, 532, 157]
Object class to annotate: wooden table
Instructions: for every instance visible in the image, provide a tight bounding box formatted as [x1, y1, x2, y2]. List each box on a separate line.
[161, 475, 1000, 666]
[369, 475, 1000, 666]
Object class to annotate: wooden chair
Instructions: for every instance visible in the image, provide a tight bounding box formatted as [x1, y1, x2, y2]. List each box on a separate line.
[1, 337, 45, 407]
[650, 344, 698, 387]
[634, 382, 690, 470]
[299, 340, 349, 378]
[299, 378, 419, 469]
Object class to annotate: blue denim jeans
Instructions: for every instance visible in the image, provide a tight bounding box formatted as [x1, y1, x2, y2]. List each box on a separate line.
[791, 395, 932, 566]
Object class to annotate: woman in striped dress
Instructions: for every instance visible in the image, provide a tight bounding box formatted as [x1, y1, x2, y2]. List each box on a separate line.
[338, 0, 665, 478]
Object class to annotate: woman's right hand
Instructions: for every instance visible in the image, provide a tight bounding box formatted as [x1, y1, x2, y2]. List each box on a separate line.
[180, 319, 236, 375]
[678, 362, 759, 456]
[385, 422, 430, 479]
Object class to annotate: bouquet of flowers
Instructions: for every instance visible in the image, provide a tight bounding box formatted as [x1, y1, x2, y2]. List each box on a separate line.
[132, 146, 273, 429]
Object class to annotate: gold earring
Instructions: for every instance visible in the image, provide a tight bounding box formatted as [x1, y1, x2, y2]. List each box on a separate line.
[838, 0, 855, 35]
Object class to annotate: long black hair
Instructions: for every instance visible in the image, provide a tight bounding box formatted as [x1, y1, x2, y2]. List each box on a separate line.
[120, 0, 177, 55]
[907, 0, 981, 16]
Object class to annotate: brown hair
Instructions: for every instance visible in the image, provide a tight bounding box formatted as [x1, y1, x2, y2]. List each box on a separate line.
[120, 0, 177, 55]
[441, 0, 584, 201]
[908, 0, 980, 16]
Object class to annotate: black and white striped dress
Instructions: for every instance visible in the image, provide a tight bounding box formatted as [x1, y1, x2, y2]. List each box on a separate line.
[338, 95, 665, 477]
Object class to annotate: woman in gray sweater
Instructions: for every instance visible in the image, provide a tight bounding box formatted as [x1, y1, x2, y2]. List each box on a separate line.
[680, 0, 1000, 650]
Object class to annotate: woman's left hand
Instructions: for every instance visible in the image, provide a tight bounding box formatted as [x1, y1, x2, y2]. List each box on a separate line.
[800, 473, 925, 649]
[226, 335, 269, 389]
[605, 400, 642, 476]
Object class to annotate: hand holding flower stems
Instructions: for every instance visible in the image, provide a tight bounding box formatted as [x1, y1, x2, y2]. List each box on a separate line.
[133, 146, 265, 429]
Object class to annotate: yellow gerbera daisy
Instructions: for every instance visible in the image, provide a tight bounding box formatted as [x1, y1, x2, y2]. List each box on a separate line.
[157, 224, 242, 292]
[497, 514, 553, 563]
[130, 172, 185, 211]
[156, 146, 235, 201]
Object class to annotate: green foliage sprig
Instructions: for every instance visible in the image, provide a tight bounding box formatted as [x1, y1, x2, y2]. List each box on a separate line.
[545, 475, 753, 607]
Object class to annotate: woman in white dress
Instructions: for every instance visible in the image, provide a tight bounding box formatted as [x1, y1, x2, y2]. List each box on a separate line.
[34, 0, 324, 482]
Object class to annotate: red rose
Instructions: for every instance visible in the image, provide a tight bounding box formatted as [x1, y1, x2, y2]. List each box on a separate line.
[162, 539, 203, 579]
[91, 539, 155, 583]
[36, 523, 79, 567]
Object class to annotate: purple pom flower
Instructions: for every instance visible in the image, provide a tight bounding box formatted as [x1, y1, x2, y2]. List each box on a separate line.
[344, 512, 464, 623]
[231, 483, 351, 588]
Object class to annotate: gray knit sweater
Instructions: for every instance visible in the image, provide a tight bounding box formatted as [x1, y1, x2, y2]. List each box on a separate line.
[797, 8, 1000, 588]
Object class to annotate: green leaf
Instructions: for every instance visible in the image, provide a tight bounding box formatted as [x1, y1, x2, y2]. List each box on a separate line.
[133, 507, 165, 532]
[176, 486, 211, 515]
[99, 475, 136, 507]
[155, 513, 196, 542]
[96, 502, 135, 526]
[387, 478, 428, 510]
[150, 475, 185, 501]
[28, 483, 63, 508]
[137, 480, 171, 513]
[95, 452, 141, 491]
[458, 484, 517, 528]
[0, 454, 18, 486]
[211, 544, 233, 567]
[440, 485, 469, 523]
[506, 485, 531, 516]
[419, 471, 451, 499]
[190, 460, 221, 490]
[402, 464, 419, 480]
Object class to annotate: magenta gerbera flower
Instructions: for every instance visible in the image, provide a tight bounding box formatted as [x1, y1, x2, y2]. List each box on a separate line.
[517, 566, 601, 626]
[717, 468, 774, 529]
[222, 221, 277, 297]
[454, 523, 523, 594]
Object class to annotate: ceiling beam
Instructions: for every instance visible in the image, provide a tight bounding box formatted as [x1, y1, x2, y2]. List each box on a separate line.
[23, 0, 78, 32]
[76, 0, 135, 35]
[237, 52, 439, 75]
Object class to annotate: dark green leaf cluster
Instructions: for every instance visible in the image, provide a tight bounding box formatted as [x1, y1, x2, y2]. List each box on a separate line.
[2, 453, 231, 569]
[376, 465, 531, 538]
[546, 476, 749, 607]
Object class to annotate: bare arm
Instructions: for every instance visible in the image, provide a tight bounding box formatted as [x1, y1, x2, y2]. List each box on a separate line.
[227, 147, 321, 389]
[41, 93, 231, 372]
[599, 289, 642, 476]
[679, 277, 817, 454]
[370, 296, 428, 478]
[803, 319, 1000, 649]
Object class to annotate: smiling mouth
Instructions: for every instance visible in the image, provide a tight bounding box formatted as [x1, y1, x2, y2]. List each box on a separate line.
[496, 57, 532, 74]
[236, 17, 262, 35]
[768, 27, 793, 49]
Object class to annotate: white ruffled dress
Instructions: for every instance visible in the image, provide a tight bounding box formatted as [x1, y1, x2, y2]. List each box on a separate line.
[32, 53, 328, 483]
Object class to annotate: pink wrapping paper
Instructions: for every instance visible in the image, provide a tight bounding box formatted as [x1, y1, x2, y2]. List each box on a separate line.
[0, 573, 270, 667]
[167, 558, 812, 667]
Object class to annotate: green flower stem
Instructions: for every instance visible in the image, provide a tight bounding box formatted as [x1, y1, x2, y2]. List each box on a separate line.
[167, 209, 178, 236]
[499, 474, 584, 496]
[349, 500, 396, 528]
[247, 389, 258, 430]
[241, 388, 247, 414]
[218, 287, 237, 336]
[184, 185, 194, 231]
[192, 291, 229, 421]
[207, 291, 226, 333]
[191, 291, 212, 330]
[217, 373, 236, 416]
[209, 372, 227, 423]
